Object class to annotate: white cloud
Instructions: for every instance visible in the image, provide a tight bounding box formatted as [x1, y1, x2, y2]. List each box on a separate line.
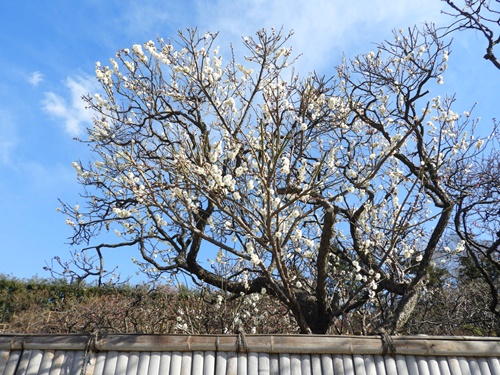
[111, 0, 181, 42]
[103, 1, 446, 75]
[194, 0, 446, 73]
[28, 71, 44, 87]
[18, 160, 77, 191]
[0, 109, 19, 165]
[42, 75, 98, 136]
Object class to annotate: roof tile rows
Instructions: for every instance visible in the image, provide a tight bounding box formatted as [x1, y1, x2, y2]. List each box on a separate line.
[1, 334, 499, 375]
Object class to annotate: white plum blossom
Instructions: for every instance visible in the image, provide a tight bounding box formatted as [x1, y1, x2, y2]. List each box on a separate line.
[346, 169, 357, 179]
[281, 157, 290, 175]
[112, 207, 132, 219]
[57, 27, 496, 335]
[132, 44, 147, 63]
[65, 218, 76, 227]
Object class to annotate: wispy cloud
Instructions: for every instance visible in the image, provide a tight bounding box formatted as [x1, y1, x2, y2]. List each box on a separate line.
[194, 0, 446, 73]
[0, 109, 19, 165]
[107, 0, 185, 42]
[42, 75, 98, 137]
[100, 0, 446, 75]
[28, 71, 44, 87]
[18, 160, 77, 191]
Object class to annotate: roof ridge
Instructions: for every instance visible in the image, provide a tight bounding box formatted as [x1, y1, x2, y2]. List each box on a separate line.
[1, 334, 499, 356]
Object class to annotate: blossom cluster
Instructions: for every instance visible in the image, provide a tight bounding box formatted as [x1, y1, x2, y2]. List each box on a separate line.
[60, 27, 493, 334]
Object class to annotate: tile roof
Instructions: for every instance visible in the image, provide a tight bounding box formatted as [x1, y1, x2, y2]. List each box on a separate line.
[0, 334, 499, 375]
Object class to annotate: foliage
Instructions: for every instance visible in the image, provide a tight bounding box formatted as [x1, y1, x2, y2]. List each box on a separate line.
[0, 274, 498, 335]
[0, 275, 295, 334]
[406, 278, 500, 336]
[52, 25, 498, 334]
[0, 274, 76, 325]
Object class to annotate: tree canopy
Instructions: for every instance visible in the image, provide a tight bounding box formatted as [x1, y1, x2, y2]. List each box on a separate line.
[55, 26, 498, 334]
[442, 0, 500, 70]
[441, 0, 500, 322]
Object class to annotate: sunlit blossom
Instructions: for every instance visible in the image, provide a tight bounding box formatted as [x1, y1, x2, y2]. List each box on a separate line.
[56, 26, 496, 335]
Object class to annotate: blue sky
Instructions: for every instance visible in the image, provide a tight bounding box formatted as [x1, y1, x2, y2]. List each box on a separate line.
[0, 0, 498, 283]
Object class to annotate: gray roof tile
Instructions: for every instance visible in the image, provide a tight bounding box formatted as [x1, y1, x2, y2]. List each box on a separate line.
[1, 335, 500, 375]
